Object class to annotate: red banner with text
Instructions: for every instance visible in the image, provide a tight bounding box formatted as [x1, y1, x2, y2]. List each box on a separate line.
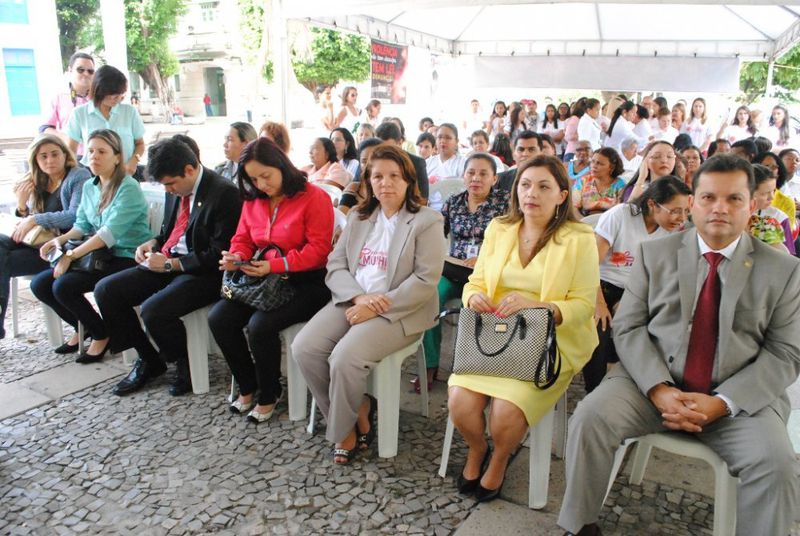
[371, 39, 408, 104]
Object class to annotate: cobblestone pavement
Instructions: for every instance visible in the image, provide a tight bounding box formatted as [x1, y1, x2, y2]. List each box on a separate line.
[1, 298, 798, 535]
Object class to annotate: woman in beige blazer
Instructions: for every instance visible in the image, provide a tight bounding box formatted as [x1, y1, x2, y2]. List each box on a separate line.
[293, 144, 445, 465]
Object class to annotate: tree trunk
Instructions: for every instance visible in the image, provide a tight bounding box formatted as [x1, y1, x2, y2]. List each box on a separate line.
[138, 63, 173, 121]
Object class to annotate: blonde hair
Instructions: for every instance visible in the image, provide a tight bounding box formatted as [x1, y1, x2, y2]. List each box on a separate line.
[87, 129, 126, 214]
[19, 135, 78, 214]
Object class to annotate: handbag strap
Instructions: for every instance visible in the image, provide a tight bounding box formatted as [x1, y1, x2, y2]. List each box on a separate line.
[473, 313, 526, 358]
[533, 311, 561, 389]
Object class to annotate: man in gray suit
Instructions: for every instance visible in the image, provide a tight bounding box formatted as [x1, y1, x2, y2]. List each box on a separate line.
[559, 154, 800, 536]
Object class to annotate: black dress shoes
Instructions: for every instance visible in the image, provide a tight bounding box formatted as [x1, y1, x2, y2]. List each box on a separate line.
[55, 341, 80, 354]
[112, 357, 167, 396]
[475, 481, 503, 503]
[168, 360, 192, 396]
[564, 523, 603, 536]
[75, 344, 109, 364]
[457, 446, 491, 494]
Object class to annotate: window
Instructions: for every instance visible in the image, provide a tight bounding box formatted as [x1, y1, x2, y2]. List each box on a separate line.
[3, 48, 40, 116]
[200, 2, 218, 23]
[0, 0, 27, 24]
[174, 74, 181, 92]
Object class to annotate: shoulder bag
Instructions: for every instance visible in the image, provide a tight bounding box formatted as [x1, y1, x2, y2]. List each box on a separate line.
[22, 225, 57, 247]
[65, 238, 113, 273]
[220, 246, 295, 312]
[447, 307, 561, 389]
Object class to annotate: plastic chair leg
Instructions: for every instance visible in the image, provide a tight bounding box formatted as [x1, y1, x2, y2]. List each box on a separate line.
[11, 277, 19, 337]
[438, 416, 455, 478]
[282, 323, 309, 422]
[372, 354, 402, 458]
[183, 310, 209, 394]
[417, 345, 429, 418]
[42, 304, 63, 347]
[307, 397, 317, 435]
[529, 408, 555, 509]
[628, 439, 653, 486]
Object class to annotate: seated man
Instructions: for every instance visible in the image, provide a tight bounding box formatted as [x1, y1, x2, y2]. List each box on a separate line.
[559, 154, 800, 536]
[495, 130, 541, 191]
[95, 137, 242, 396]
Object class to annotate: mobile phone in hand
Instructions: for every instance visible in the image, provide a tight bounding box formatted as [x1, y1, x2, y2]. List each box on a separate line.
[233, 260, 252, 266]
[46, 247, 63, 263]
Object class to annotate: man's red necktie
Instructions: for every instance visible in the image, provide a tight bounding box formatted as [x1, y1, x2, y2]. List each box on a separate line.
[161, 196, 191, 257]
[683, 252, 724, 394]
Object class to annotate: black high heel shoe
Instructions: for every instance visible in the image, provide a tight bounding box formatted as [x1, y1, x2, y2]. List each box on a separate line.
[75, 341, 109, 364]
[457, 445, 491, 494]
[475, 453, 507, 503]
[55, 333, 91, 355]
[356, 394, 377, 450]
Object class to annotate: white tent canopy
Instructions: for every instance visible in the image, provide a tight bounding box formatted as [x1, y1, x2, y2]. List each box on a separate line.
[270, 1, 800, 120]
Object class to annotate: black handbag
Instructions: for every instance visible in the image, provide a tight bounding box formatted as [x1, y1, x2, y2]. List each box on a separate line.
[442, 259, 473, 285]
[220, 246, 295, 312]
[65, 239, 113, 273]
[446, 307, 561, 389]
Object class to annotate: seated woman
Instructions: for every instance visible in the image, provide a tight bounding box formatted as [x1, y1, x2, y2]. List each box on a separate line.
[330, 127, 360, 178]
[622, 140, 677, 201]
[0, 135, 91, 340]
[302, 137, 352, 189]
[754, 151, 797, 242]
[417, 153, 509, 392]
[356, 123, 376, 146]
[567, 140, 592, 184]
[338, 138, 383, 215]
[426, 123, 468, 182]
[292, 144, 445, 464]
[211, 138, 334, 423]
[448, 155, 599, 502]
[217, 122, 258, 181]
[583, 176, 690, 393]
[680, 145, 704, 184]
[748, 163, 795, 254]
[258, 121, 291, 154]
[572, 147, 626, 216]
[32, 129, 151, 360]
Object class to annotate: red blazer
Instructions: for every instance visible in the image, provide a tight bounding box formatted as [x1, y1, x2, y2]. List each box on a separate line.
[229, 183, 333, 273]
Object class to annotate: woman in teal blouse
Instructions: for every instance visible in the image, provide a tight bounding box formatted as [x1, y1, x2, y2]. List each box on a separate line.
[32, 129, 151, 361]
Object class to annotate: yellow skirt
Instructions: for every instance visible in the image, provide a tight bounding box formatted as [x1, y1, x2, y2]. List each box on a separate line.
[448, 361, 576, 426]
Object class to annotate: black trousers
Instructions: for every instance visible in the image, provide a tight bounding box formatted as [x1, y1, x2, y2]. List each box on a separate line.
[582, 280, 625, 394]
[0, 235, 50, 334]
[30, 257, 137, 341]
[94, 266, 223, 363]
[208, 271, 331, 405]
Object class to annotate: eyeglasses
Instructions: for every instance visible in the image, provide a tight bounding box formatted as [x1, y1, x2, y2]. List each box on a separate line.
[75, 67, 95, 75]
[575, 147, 591, 153]
[657, 203, 690, 217]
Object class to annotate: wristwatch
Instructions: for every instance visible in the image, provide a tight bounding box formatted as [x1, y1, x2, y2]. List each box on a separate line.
[164, 260, 173, 272]
[65, 249, 75, 260]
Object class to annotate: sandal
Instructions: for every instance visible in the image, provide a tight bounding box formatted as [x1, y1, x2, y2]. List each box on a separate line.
[357, 394, 377, 450]
[332, 446, 356, 465]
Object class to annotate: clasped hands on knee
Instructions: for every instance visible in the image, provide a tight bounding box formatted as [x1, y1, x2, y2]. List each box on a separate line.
[648, 383, 729, 433]
[346, 294, 391, 325]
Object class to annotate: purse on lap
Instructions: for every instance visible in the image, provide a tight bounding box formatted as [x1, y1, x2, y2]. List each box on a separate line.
[64, 238, 113, 273]
[220, 246, 295, 312]
[448, 307, 561, 389]
[22, 225, 57, 247]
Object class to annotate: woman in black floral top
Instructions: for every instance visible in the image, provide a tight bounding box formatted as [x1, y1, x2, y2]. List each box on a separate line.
[416, 153, 509, 391]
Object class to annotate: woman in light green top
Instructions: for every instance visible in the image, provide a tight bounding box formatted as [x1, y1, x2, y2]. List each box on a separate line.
[32, 129, 151, 362]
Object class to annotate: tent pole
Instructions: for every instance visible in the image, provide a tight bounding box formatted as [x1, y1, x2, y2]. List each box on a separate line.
[271, 0, 289, 126]
[766, 58, 775, 98]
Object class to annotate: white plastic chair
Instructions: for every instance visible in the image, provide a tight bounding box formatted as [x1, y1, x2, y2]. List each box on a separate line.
[428, 179, 466, 211]
[307, 336, 429, 458]
[10, 275, 63, 346]
[580, 213, 602, 229]
[604, 432, 738, 536]
[227, 321, 311, 421]
[318, 183, 344, 207]
[438, 392, 567, 509]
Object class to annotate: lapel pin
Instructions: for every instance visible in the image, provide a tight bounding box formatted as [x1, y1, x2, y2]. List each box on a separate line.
[744, 259, 752, 268]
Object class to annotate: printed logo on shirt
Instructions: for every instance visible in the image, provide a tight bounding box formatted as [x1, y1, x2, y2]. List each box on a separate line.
[610, 250, 634, 267]
[358, 248, 388, 271]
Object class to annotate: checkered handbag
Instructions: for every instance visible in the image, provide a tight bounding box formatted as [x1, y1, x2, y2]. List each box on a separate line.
[449, 307, 561, 389]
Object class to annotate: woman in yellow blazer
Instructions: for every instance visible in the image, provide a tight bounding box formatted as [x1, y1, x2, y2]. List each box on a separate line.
[448, 155, 600, 502]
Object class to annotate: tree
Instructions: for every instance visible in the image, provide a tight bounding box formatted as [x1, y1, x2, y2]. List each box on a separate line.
[54, 0, 102, 69]
[239, 0, 273, 83]
[739, 44, 800, 103]
[292, 28, 370, 101]
[125, 0, 186, 117]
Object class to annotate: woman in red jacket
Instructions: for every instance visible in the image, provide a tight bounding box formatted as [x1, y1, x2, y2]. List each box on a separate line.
[210, 137, 334, 423]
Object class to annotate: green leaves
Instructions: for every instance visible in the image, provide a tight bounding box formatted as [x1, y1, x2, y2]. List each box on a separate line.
[739, 44, 800, 103]
[291, 28, 370, 97]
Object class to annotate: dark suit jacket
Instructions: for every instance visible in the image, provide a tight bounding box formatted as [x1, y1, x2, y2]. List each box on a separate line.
[408, 152, 429, 200]
[156, 167, 242, 274]
[496, 167, 518, 191]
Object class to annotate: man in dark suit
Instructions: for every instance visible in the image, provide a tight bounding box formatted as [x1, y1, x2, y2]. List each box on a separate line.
[559, 155, 800, 536]
[375, 122, 429, 202]
[95, 138, 242, 396]
[496, 130, 542, 191]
